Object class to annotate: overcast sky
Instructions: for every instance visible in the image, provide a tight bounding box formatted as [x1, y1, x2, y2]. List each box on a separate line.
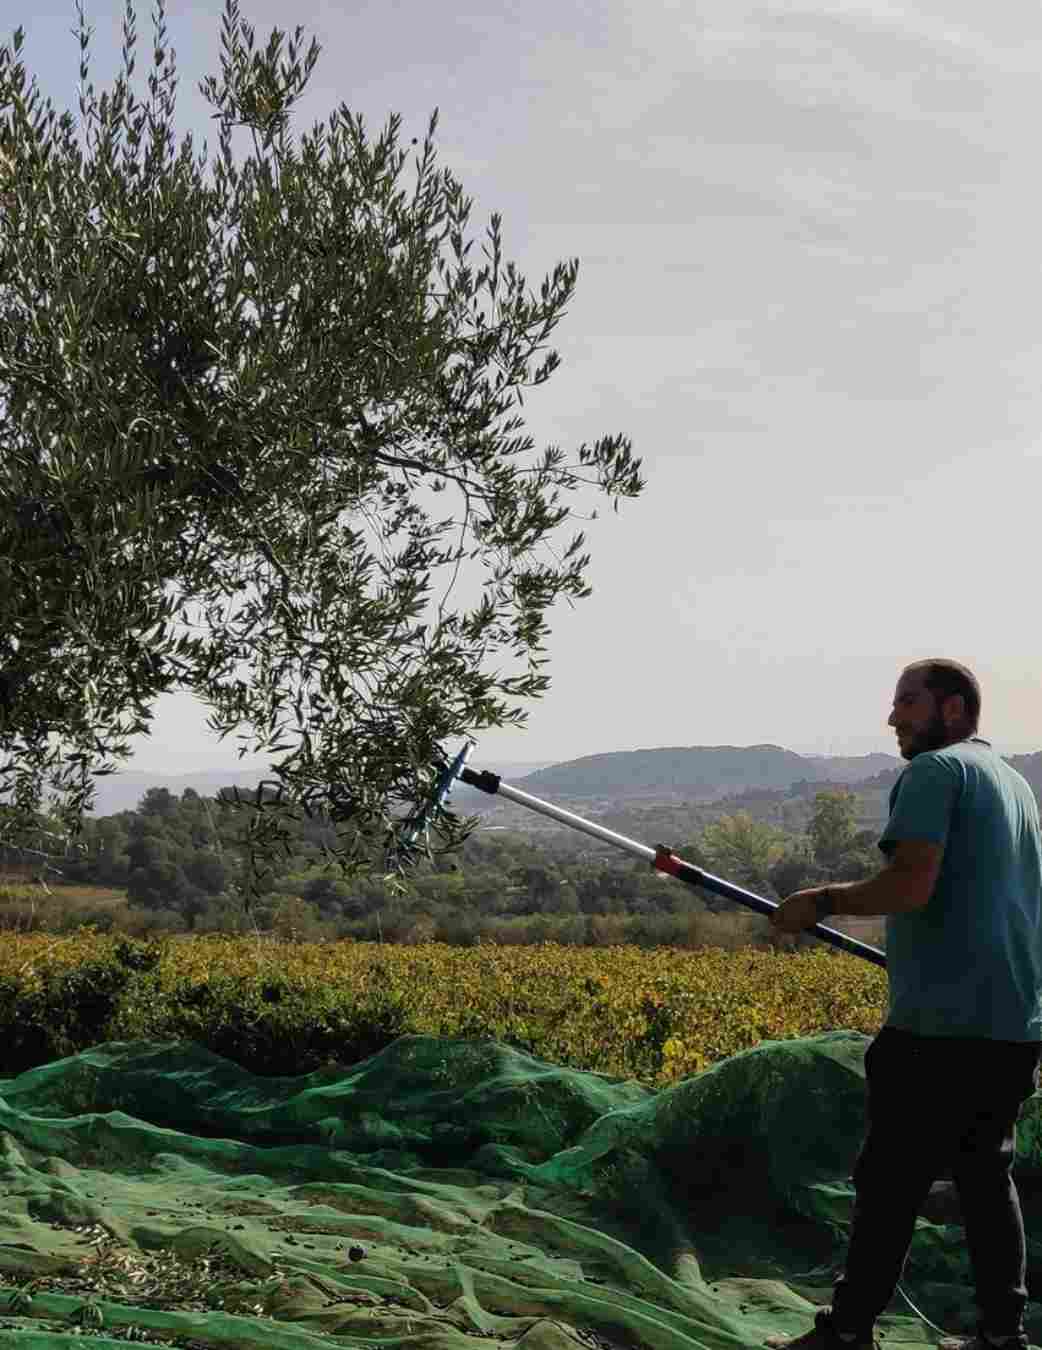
[22, 0, 1042, 770]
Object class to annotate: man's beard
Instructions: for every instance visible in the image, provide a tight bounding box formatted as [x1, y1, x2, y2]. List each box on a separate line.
[901, 712, 949, 760]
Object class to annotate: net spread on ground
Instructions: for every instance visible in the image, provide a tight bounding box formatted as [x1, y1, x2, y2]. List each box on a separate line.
[0, 1030, 1040, 1348]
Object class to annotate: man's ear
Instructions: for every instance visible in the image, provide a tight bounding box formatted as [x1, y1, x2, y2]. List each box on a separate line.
[943, 693, 965, 728]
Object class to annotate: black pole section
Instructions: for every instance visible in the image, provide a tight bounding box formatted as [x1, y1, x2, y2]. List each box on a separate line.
[652, 846, 886, 968]
[458, 764, 887, 969]
[461, 767, 501, 794]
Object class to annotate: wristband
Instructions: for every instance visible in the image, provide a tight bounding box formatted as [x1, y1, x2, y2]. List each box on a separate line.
[814, 888, 836, 922]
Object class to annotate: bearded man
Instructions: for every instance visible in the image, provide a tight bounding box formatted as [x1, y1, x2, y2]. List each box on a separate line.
[767, 659, 1042, 1350]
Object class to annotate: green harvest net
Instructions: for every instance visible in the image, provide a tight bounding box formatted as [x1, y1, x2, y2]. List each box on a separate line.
[1, 1030, 1041, 1349]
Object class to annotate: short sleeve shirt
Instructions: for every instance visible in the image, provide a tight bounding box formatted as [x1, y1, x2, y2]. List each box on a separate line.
[879, 738, 1042, 1042]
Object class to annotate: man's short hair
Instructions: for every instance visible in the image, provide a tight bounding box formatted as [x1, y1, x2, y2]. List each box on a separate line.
[904, 659, 981, 731]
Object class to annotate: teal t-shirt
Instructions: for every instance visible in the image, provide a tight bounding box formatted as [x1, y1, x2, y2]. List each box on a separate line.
[879, 737, 1042, 1042]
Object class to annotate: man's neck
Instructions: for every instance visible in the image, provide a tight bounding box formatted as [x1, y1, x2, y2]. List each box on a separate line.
[940, 731, 986, 748]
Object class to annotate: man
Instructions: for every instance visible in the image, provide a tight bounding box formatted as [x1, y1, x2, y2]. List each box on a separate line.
[766, 660, 1042, 1350]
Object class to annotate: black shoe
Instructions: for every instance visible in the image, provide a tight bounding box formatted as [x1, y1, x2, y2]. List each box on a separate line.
[764, 1306, 878, 1350]
[936, 1322, 1030, 1350]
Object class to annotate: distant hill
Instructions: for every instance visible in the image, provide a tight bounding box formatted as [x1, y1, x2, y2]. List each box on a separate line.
[511, 745, 902, 800]
[797, 753, 905, 783]
[82, 745, 1042, 819]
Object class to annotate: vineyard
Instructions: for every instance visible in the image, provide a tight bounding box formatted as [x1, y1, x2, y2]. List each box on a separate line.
[0, 931, 889, 1086]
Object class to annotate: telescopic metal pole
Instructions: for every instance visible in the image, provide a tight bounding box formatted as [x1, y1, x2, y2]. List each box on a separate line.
[458, 765, 886, 969]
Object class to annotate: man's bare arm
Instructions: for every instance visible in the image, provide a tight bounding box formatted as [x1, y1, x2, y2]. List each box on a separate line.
[827, 840, 943, 917]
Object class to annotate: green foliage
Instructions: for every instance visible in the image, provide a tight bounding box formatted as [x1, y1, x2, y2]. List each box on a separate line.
[0, 0, 643, 902]
[700, 812, 788, 895]
[0, 770, 888, 950]
[300, 874, 353, 913]
[0, 934, 890, 1084]
[110, 951, 415, 1073]
[767, 840, 818, 900]
[0, 946, 148, 1071]
[808, 790, 858, 868]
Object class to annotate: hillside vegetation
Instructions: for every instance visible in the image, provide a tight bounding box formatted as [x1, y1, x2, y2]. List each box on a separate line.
[0, 784, 887, 954]
[4, 742, 1037, 953]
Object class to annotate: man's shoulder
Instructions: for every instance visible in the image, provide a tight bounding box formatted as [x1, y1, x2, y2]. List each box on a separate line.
[886, 748, 964, 817]
[925, 739, 1035, 802]
[916, 738, 998, 776]
[898, 745, 966, 782]
[927, 741, 975, 764]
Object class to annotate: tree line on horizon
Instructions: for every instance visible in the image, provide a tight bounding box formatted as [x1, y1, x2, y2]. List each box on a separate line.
[0, 781, 887, 952]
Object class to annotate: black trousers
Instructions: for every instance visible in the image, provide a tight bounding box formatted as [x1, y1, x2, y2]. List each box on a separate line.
[830, 1025, 1042, 1339]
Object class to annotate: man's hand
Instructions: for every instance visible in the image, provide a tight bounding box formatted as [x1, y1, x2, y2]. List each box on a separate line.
[770, 887, 829, 934]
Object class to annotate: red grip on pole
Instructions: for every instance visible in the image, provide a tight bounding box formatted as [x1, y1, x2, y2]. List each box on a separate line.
[654, 845, 681, 876]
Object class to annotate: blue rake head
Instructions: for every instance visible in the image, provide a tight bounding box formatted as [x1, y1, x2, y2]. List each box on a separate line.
[396, 741, 475, 853]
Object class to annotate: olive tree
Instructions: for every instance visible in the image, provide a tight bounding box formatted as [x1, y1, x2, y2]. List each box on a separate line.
[0, 1, 643, 901]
